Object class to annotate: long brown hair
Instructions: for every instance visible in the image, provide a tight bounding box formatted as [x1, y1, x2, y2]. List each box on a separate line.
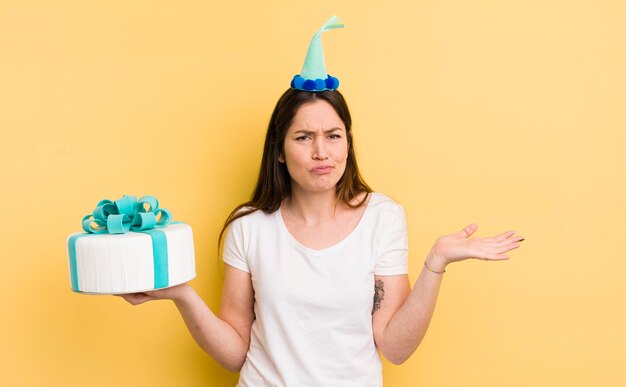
[218, 88, 372, 252]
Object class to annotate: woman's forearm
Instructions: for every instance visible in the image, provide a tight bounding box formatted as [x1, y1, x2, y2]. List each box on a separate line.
[378, 253, 446, 364]
[172, 284, 249, 372]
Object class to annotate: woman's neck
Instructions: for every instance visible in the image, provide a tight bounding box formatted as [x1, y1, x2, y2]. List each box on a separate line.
[282, 188, 340, 226]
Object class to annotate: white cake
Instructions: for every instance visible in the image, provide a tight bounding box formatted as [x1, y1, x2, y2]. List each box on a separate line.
[67, 223, 196, 294]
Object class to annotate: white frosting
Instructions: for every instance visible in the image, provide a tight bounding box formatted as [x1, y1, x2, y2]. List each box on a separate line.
[68, 223, 196, 294]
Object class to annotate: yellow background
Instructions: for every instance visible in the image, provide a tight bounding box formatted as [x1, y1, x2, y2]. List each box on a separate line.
[1, 1, 624, 386]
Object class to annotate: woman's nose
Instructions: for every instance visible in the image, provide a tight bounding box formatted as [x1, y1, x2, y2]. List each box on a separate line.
[312, 136, 328, 160]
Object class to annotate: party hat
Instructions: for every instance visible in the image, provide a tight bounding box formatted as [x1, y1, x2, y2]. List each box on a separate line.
[291, 15, 344, 91]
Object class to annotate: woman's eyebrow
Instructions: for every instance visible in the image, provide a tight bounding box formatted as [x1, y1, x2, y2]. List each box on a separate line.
[293, 127, 344, 135]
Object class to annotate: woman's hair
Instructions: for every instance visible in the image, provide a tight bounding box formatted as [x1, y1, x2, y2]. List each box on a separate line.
[218, 88, 372, 252]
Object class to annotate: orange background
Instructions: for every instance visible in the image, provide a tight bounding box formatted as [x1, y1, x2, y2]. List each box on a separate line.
[1, 1, 625, 386]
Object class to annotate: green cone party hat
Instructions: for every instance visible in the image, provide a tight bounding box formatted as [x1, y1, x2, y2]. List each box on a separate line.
[291, 15, 344, 91]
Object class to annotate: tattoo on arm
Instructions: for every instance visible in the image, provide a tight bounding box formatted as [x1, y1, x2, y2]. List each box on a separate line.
[372, 280, 385, 315]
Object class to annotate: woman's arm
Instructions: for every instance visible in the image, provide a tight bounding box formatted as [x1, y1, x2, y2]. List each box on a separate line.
[120, 264, 254, 372]
[371, 263, 442, 365]
[372, 224, 524, 364]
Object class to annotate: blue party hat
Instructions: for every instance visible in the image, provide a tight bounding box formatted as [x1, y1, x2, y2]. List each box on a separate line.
[291, 16, 344, 91]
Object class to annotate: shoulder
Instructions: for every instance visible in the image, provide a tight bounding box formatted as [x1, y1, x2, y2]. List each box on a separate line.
[229, 206, 278, 230]
[362, 193, 407, 233]
[224, 207, 279, 254]
[367, 192, 405, 215]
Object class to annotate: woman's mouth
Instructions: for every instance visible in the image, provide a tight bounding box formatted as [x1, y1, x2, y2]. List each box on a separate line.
[311, 166, 333, 174]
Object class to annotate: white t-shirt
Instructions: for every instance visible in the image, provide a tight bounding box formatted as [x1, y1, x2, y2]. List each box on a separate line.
[223, 193, 409, 387]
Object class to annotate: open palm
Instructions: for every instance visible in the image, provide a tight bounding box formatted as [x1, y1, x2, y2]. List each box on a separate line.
[430, 224, 524, 266]
[117, 283, 188, 305]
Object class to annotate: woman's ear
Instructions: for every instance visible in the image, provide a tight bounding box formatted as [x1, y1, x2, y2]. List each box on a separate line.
[278, 153, 285, 163]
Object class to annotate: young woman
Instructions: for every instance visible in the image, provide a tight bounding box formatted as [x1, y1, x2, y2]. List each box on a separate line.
[121, 88, 524, 386]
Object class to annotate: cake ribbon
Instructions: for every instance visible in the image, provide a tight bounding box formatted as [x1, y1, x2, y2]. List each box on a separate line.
[81, 195, 171, 234]
[69, 195, 175, 292]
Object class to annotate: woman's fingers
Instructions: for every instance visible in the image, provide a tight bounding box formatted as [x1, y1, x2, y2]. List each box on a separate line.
[475, 230, 521, 244]
[457, 223, 478, 238]
[465, 238, 520, 261]
[433, 226, 523, 264]
[490, 234, 524, 248]
[467, 251, 509, 261]
[484, 240, 521, 258]
[492, 230, 516, 241]
[492, 237, 522, 248]
[117, 292, 152, 305]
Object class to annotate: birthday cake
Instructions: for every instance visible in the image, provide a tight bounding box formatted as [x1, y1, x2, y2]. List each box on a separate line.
[67, 195, 196, 294]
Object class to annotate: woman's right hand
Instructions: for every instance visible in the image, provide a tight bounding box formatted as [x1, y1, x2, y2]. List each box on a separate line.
[117, 283, 190, 305]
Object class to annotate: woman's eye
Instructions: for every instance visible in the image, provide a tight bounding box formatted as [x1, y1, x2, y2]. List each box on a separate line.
[296, 135, 310, 141]
[328, 134, 341, 140]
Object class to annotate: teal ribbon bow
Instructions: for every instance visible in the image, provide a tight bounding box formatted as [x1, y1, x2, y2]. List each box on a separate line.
[70, 194, 176, 292]
[81, 195, 171, 234]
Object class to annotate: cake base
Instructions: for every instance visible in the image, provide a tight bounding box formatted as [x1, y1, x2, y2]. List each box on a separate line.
[72, 280, 192, 295]
[67, 223, 196, 294]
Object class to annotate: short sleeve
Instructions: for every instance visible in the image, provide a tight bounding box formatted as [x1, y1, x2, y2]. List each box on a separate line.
[222, 217, 250, 273]
[374, 204, 409, 275]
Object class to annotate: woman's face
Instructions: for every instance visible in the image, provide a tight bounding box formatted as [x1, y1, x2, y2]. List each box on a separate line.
[279, 99, 349, 195]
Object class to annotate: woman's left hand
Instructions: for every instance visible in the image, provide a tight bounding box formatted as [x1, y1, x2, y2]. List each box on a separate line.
[427, 224, 524, 271]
